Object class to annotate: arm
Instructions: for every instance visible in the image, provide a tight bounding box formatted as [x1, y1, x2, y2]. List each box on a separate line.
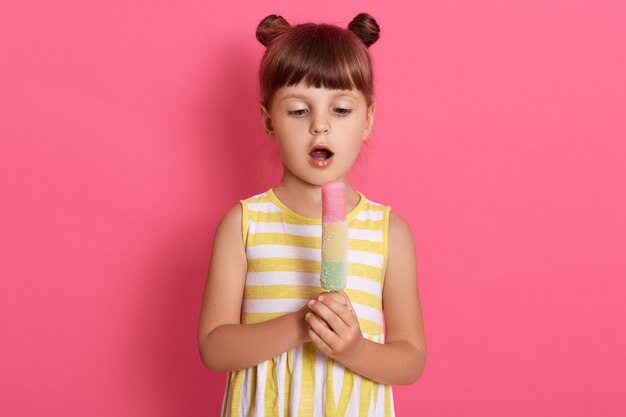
[197, 203, 311, 372]
[305, 211, 427, 385]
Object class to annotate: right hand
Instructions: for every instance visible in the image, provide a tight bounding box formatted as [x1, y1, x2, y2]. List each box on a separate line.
[296, 291, 348, 342]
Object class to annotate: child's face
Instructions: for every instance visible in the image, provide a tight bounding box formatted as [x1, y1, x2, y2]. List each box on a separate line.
[261, 81, 375, 186]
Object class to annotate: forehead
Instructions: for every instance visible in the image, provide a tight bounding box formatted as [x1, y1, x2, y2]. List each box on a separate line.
[274, 82, 363, 102]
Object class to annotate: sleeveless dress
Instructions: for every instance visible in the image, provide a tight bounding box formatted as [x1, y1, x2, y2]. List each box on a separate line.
[221, 188, 396, 417]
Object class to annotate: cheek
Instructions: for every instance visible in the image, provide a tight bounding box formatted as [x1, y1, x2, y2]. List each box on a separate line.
[341, 121, 368, 143]
[274, 121, 304, 139]
[276, 140, 302, 161]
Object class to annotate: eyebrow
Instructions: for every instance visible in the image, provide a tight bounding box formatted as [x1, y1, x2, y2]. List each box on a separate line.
[280, 91, 357, 101]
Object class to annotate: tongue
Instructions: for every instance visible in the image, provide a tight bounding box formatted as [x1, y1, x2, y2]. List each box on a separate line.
[310, 149, 331, 160]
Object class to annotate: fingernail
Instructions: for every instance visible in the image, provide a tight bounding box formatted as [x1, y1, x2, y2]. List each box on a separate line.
[308, 299, 315, 306]
[318, 296, 325, 301]
[305, 313, 311, 319]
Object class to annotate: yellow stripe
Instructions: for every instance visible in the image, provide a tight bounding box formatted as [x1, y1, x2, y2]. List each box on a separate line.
[265, 359, 278, 416]
[367, 202, 385, 210]
[381, 206, 390, 286]
[247, 211, 283, 224]
[336, 368, 355, 416]
[364, 203, 385, 211]
[250, 367, 258, 414]
[358, 319, 384, 335]
[229, 371, 244, 417]
[250, 232, 319, 248]
[359, 378, 374, 417]
[299, 343, 315, 417]
[247, 258, 383, 282]
[349, 238, 383, 253]
[244, 286, 381, 312]
[348, 263, 384, 282]
[248, 232, 383, 255]
[350, 218, 385, 230]
[325, 359, 336, 417]
[244, 285, 321, 300]
[248, 258, 318, 274]
[246, 195, 273, 204]
[344, 289, 383, 311]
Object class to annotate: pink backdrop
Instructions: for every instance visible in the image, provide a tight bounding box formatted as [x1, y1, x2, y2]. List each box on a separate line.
[1, 1, 625, 415]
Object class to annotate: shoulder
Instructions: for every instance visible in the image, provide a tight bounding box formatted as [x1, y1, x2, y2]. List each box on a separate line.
[218, 203, 243, 231]
[384, 210, 418, 287]
[357, 194, 411, 240]
[388, 210, 416, 249]
[213, 202, 245, 250]
[217, 190, 268, 236]
[220, 203, 243, 225]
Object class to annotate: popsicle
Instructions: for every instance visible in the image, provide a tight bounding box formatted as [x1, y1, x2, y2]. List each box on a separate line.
[320, 181, 348, 291]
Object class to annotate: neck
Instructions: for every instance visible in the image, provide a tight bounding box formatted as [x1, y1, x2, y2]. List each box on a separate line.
[272, 165, 360, 217]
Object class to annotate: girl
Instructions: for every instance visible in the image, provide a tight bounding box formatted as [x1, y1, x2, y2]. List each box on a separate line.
[198, 13, 427, 417]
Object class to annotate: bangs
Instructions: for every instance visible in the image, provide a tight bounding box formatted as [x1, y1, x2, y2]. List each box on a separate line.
[260, 24, 373, 109]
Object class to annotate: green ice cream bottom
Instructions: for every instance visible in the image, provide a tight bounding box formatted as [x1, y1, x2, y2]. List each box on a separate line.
[320, 259, 347, 291]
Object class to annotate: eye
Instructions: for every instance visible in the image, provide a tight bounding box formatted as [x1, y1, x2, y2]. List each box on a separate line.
[288, 109, 309, 117]
[334, 108, 352, 116]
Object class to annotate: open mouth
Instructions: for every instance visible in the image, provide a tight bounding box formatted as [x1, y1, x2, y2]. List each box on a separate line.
[308, 145, 334, 167]
[309, 148, 333, 160]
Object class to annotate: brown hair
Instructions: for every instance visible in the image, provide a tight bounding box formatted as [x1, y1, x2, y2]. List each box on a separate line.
[256, 13, 380, 111]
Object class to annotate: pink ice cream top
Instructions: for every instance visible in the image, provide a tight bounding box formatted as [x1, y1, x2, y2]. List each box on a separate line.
[322, 181, 346, 222]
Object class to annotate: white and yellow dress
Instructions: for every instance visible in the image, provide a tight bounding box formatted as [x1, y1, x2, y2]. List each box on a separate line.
[221, 188, 395, 417]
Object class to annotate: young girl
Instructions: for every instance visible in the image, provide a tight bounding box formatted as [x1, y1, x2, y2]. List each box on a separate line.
[198, 13, 427, 417]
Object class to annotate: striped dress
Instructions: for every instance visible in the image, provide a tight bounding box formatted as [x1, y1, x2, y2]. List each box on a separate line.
[221, 188, 396, 417]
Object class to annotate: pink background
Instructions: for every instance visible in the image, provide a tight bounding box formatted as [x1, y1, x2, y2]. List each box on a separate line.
[1, 1, 625, 415]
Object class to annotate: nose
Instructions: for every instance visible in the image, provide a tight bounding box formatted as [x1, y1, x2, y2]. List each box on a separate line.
[309, 112, 330, 135]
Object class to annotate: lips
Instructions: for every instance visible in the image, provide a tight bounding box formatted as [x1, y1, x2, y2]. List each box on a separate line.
[308, 145, 334, 168]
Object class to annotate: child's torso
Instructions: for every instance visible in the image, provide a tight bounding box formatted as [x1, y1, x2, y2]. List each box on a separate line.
[221, 188, 396, 417]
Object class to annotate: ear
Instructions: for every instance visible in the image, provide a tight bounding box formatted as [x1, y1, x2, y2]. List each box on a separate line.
[260, 104, 275, 139]
[362, 102, 376, 140]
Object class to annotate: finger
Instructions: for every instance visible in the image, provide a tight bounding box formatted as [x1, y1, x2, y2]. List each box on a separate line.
[321, 294, 355, 320]
[309, 309, 333, 332]
[307, 299, 331, 330]
[336, 290, 351, 306]
[309, 298, 349, 331]
[323, 291, 348, 305]
[319, 295, 358, 327]
[309, 297, 351, 330]
[305, 311, 340, 346]
[307, 326, 333, 356]
[336, 290, 357, 316]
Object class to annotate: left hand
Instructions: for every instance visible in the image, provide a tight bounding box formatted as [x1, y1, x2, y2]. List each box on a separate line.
[305, 290, 365, 366]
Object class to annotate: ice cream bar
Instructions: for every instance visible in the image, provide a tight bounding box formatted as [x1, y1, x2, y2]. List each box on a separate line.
[320, 181, 347, 291]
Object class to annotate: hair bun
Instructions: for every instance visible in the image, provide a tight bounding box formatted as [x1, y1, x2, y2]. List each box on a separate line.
[256, 14, 291, 47]
[347, 13, 380, 47]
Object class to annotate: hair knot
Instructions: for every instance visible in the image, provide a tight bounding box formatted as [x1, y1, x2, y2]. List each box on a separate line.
[347, 13, 380, 47]
[256, 14, 291, 47]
